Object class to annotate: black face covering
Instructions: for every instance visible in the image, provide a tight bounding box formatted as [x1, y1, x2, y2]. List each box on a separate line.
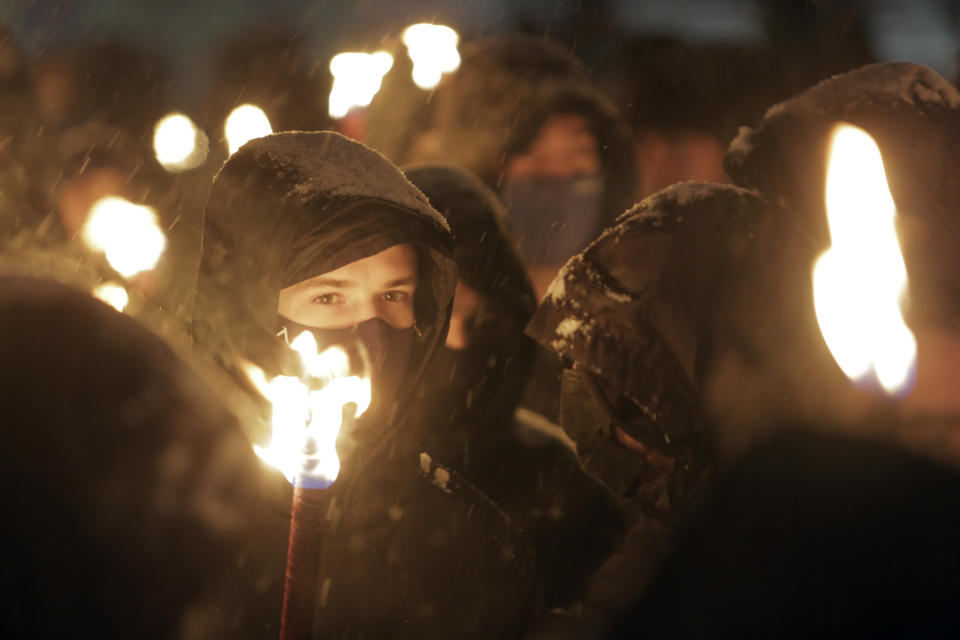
[501, 175, 603, 264]
[560, 368, 659, 501]
[277, 316, 415, 429]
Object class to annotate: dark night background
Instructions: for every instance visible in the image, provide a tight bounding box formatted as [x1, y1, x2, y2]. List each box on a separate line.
[3, 0, 959, 105]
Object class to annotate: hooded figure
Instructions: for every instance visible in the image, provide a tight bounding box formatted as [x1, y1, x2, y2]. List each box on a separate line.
[526, 182, 775, 638]
[726, 61, 960, 341]
[193, 132, 536, 638]
[0, 276, 263, 639]
[604, 63, 960, 639]
[405, 163, 626, 609]
[406, 36, 636, 296]
[528, 182, 773, 519]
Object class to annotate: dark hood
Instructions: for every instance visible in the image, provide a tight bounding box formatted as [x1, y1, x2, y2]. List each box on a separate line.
[526, 182, 773, 455]
[404, 164, 537, 462]
[404, 163, 536, 328]
[412, 36, 635, 230]
[725, 62, 960, 327]
[192, 131, 457, 426]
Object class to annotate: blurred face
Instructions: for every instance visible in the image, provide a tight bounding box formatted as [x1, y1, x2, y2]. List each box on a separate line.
[445, 280, 484, 350]
[277, 244, 418, 330]
[504, 114, 601, 179]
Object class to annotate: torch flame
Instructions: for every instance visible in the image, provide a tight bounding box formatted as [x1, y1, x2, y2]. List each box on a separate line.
[245, 334, 371, 487]
[812, 123, 916, 394]
[91, 282, 129, 312]
[328, 51, 394, 119]
[225, 104, 273, 155]
[402, 23, 460, 90]
[81, 196, 167, 278]
[153, 112, 209, 172]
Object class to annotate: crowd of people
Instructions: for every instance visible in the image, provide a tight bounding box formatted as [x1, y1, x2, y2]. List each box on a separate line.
[2, 14, 960, 639]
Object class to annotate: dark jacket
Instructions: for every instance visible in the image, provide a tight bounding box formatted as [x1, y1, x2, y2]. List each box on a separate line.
[193, 132, 537, 638]
[0, 276, 264, 639]
[612, 425, 960, 638]
[525, 182, 774, 637]
[405, 163, 626, 609]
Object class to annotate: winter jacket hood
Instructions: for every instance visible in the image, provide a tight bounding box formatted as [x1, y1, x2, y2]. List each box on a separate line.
[193, 131, 457, 402]
[526, 182, 772, 512]
[725, 62, 960, 326]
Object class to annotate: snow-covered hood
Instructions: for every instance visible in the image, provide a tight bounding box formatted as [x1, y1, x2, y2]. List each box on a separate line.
[526, 182, 771, 449]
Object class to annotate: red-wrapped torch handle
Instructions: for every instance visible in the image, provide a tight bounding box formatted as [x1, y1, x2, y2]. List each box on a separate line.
[280, 485, 328, 640]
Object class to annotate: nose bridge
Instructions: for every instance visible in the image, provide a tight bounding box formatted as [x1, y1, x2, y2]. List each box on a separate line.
[352, 297, 379, 326]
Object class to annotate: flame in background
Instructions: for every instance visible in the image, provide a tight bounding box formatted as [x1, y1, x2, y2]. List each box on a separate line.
[402, 23, 460, 90]
[91, 283, 129, 312]
[328, 51, 394, 119]
[81, 196, 167, 278]
[225, 104, 273, 155]
[153, 112, 209, 172]
[245, 332, 371, 486]
[812, 123, 917, 394]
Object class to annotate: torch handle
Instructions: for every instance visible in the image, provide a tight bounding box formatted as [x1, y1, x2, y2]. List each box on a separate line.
[280, 486, 327, 640]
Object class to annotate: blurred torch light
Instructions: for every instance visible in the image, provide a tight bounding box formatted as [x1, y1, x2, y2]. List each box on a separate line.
[91, 282, 129, 312]
[245, 331, 371, 487]
[402, 23, 460, 90]
[81, 196, 167, 278]
[812, 123, 917, 395]
[328, 51, 394, 119]
[153, 112, 209, 172]
[225, 104, 273, 155]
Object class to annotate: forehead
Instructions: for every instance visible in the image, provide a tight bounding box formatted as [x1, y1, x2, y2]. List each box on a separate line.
[293, 244, 418, 289]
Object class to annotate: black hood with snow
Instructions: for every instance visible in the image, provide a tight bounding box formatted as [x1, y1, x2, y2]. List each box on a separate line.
[193, 131, 457, 423]
[725, 62, 960, 327]
[526, 183, 772, 511]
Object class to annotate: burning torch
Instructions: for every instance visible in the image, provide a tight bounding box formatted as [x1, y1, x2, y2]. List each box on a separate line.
[813, 123, 917, 396]
[244, 332, 371, 640]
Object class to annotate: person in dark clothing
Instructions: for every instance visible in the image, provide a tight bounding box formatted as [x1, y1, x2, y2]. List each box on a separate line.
[606, 61, 960, 638]
[613, 425, 960, 638]
[405, 35, 636, 299]
[404, 163, 626, 610]
[192, 131, 537, 638]
[0, 276, 264, 639]
[526, 181, 775, 638]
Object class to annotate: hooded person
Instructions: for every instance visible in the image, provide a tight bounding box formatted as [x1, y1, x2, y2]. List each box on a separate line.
[0, 275, 266, 639]
[406, 35, 636, 298]
[601, 62, 960, 639]
[526, 181, 776, 638]
[192, 131, 537, 638]
[404, 163, 626, 609]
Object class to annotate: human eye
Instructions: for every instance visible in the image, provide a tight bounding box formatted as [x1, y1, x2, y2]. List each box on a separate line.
[382, 290, 411, 303]
[312, 292, 345, 305]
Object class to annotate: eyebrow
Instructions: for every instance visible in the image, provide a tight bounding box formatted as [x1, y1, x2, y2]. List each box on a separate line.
[385, 277, 417, 288]
[290, 275, 418, 293]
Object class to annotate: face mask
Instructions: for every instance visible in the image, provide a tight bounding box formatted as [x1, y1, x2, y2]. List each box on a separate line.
[560, 368, 657, 500]
[277, 316, 414, 426]
[500, 175, 603, 264]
